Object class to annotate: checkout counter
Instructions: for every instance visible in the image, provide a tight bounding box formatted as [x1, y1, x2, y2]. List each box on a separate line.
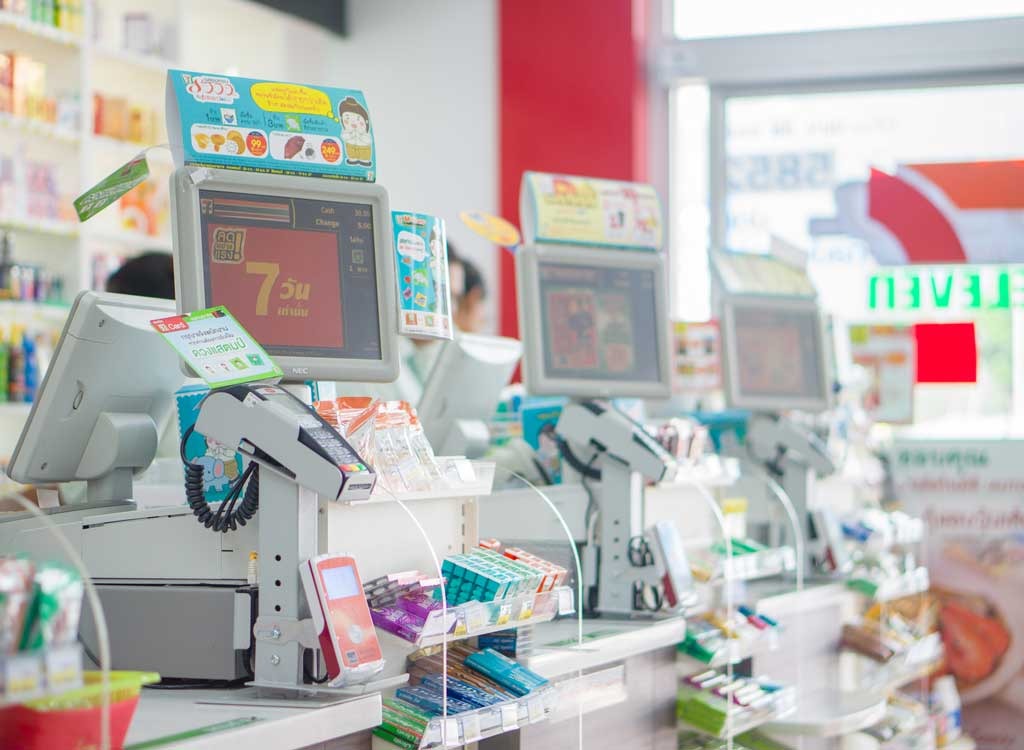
[0, 95, 929, 748]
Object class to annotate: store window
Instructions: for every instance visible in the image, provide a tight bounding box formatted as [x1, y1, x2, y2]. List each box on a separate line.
[674, 0, 1024, 39]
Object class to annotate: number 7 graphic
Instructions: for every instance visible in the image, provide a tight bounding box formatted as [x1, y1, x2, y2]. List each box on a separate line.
[246, 261, 280, 316]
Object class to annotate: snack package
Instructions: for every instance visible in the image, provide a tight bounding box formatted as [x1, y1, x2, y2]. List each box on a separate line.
[19, 562, 84, 651]
[0, 557, 35, 654]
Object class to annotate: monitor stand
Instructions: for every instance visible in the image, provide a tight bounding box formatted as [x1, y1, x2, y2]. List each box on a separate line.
[77, 412, 159, 504]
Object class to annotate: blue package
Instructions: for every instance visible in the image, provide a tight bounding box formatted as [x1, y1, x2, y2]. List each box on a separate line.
[396, 685, 475, 716]
[420, 675, 504, 708]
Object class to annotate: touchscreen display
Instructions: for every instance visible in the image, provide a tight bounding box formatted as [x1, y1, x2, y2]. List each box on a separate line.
[321, 564, 359, 600]
[538, 262, 662, 383]
[200, 190, 381, 360]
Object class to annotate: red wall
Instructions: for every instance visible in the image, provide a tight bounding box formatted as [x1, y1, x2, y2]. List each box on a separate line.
[498, 0, 648, 337]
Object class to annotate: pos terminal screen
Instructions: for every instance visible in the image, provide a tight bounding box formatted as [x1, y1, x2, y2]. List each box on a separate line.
[733, 306, 825, 401]
[321, 564, 359, 600]
[538, 262, 662, 383]
[199, 190, 382, 361]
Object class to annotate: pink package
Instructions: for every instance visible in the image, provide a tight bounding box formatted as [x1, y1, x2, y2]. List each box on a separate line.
[396, 591, 444, 620]
[371, 605, 425, 642]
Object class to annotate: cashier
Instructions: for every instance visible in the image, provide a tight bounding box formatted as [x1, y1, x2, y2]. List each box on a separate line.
[106, 251, 175, 299]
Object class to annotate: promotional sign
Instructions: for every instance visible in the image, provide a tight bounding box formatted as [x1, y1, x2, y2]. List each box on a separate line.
[392, 211, 453, 340]
[74, 155, 150, 222]
[458, 210, 521, 248]
[711, 249, 817, 298]
[890, 436, 1024, 750]
[848, 324, 914, 423]
[166, 70, 375, 181]
[519, 172, 663, 251]
[672, 321, 721, 395]
[151, 306, 282, 388]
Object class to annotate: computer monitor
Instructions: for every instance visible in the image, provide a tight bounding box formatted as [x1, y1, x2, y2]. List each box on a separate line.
[8, 292, 185, 503]
[720, 293, 831, 413]
[171, 167, 398, 383]
[417, 333, 522, 457]
[515, 244, 672, 399]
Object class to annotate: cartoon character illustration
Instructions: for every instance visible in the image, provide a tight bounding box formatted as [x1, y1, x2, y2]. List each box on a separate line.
[411, 269, 429, 286]
[203, 439, 240, 481]
[338, 96, 373, 166]
[194, 455, 231, 493]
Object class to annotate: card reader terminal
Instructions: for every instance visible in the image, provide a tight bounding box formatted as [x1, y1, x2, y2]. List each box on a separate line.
[300, 554, 384, 686]
[196, 383, 377, 502]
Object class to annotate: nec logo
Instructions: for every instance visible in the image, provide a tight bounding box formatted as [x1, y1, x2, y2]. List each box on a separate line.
[290, 367, 310, 375]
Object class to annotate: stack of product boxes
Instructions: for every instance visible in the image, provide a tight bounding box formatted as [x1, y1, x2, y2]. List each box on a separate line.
[439, 546, 567, 607]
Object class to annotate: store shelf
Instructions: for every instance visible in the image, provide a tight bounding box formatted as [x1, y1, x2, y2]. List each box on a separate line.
[677, 627, 780, 673]
[546, 664, 628, 722]
[359, 461, 495, 505]
[81, 225, 172, 251]
[765, 688, 887, 738]
[0, 402, 32, 419]
[389, 587, 573, 649]
[677, 685, 797, 740]
[92, 45, 175, 73]
[857, 633, 944, 694]
[128, 688, 382, 750]
[847, 567, 930, 602]
[0, 216, 78, 238]
[525, 616, 688, 679]
[0, 112, 80, 143]
[0, 10, 80, 46]
[692, 545, 797, 585]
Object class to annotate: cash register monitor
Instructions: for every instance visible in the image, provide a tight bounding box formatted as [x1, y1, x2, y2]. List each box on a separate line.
[720, 294, 830, 413]
[8, 292, 184, 503]
[171, 168, 398, 383]
[515, 244, 672, 399]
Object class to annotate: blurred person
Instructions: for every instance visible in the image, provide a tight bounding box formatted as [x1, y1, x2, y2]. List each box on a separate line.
[105, 251, 175, 299]
[448, 246, 487, 334]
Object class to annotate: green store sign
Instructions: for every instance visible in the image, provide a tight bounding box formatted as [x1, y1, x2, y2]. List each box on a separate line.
[869, 265, 1024, 312]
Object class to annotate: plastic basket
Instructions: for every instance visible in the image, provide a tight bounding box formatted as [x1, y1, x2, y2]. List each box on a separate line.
[0, 670, 159, 750]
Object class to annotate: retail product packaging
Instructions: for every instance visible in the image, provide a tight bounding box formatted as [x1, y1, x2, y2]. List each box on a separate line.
[175, 384, 244, 504]
[393, 211, 453, 340]
[520, 397, 565, 484]
[166, 70, 375, 181]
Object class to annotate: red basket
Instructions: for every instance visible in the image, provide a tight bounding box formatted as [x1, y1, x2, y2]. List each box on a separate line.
[0, 694, 140, 750]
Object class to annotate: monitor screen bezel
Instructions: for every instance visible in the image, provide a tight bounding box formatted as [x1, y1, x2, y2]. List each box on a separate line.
[720, 292, 832, 413]
[516, 243, 672, 399]
[171, 167, 398, 383]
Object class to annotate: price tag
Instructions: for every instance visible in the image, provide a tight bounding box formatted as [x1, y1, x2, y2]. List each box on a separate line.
[497, 603, 513, 626]
[517, 599, 534, 621]
[528, 696, 545, 723]
[461, 713, 482, 743]
[45, 644, 83, 693]
[2, 652, 44, 702]
[557, 588, 575, 616]
[443, 717, 461, 747]
[464, 602, 487, 633]
[500, 703, 519, 731]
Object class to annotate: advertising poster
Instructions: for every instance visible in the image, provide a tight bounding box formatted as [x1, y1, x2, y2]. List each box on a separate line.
[520, 172, 663, 251]
[672, 321, 721, 395]
[166, 70, 375, 181]
[848, 324, 915, 423]
[890, 437, 1024, 749]
[392, 211, 453, 340]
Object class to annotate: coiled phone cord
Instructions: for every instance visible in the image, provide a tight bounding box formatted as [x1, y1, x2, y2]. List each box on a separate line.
[180, 424, 260, 532]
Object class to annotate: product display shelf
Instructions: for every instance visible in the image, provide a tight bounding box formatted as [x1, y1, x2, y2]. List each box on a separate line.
[695, 545, 796, 585]
[764, 687, 888, 737]
[847, 567, 929, 602]
[0, 216, 78, 238]
[848, 632, 943, 695]
[357, 460, 496, 505]
[676, 687, 798, 741]
[0, 112, 80, 143]
[391, 586, 575, 649]
[677, 628, 780, 674]
[92, 44, 175, 73]
[524, 616, 689, 678]
[0, 9, 80, 46]
[127, 688, 382, 750]
[0, 401, 32, 419]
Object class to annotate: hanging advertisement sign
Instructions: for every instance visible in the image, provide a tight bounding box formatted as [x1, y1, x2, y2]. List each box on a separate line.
[848, 324, 914, 423]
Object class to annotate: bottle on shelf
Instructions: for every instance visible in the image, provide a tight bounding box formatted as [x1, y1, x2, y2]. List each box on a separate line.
[0, 325, 8, 403]
[22, 330, 36, 401]
[8, 323, 24, 402]
[0, 231, 11, 294]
